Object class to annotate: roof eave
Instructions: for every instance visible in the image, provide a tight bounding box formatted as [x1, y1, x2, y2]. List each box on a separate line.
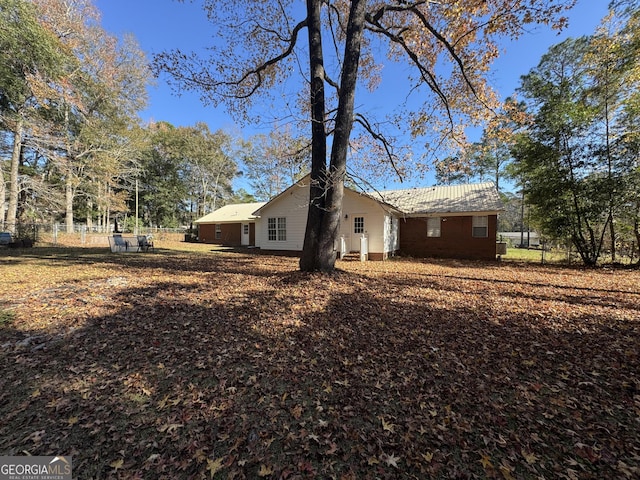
[402, 210, 502, 218]
[195, 216, 260, 225]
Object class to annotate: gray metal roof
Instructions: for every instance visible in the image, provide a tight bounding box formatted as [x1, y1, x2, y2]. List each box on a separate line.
[372, 182, 503, 216]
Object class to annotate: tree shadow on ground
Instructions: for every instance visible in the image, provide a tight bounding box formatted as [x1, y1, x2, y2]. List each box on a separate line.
[0, 251, 638, 479]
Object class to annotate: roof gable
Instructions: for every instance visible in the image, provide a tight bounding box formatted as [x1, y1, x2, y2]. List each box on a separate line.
[252, 174, 401, 216]
[195, 202, 266, 224]
[252, 176, 311, 216]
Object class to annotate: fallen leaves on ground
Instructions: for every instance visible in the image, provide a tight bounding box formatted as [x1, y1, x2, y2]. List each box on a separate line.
[0, 246, 639, 479]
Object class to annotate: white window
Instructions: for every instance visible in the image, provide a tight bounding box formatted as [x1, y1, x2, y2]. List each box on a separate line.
[268, 218, 276, 241]
[268, 217, 286, 241]
[472, 216, 488, 238]
[354, 216, 364, 234]
[215, 224, 222, 239]
[427, 217, 441, 237]
[243, 224, 249, 235]
[277, 217, 286, 241]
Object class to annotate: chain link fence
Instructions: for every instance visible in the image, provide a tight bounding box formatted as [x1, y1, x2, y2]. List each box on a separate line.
[1, 223, 187, 247]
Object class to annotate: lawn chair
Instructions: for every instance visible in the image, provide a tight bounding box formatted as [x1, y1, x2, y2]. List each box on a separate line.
[110, 234, 130, 252]
[137, 235, 154, 252]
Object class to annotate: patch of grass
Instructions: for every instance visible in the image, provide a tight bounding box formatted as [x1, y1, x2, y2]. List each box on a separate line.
[502, 246, 567, 263]
[0, 310, 15, 327]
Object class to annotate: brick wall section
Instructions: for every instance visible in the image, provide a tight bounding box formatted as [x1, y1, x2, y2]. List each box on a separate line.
[399, 215, 498, 260]
[197, 224, 213, 243]
[198, 223, 242, 245]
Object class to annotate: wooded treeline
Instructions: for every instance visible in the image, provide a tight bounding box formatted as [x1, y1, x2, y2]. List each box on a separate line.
[2, 0, 141, 233]
[0, 0, 252, 233]
[0, 0, 303, 234]
[436, 5, 640, 264]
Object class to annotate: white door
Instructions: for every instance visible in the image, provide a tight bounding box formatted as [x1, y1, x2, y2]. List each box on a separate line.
[241, 223, 250, 246]
[351, 215, 366, 252]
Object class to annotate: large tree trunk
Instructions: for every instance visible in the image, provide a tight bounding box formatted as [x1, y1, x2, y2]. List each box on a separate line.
[86, 198, 93, 231]
[633, 201, 640, 265]
[5, 116, 24, 233]
[299, 0, 328, 272]
[65, 173, 74, 233]
[0, 161, 5, 227]
[608, 212, 616, 262]
[300, 0, 367, 272]
[319, 0, 367, 271]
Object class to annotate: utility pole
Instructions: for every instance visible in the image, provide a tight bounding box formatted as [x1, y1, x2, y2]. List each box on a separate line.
[135, 178, 139, 235]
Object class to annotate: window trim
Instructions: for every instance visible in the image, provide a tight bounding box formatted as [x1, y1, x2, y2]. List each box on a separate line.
[268, 217, 286, 241]
[472, 216, 489, 238]
[277, 217, 286, 241]
[215, 224, 222, 239]
[427, 217, 441, 237]
[267, 218, 276, 241]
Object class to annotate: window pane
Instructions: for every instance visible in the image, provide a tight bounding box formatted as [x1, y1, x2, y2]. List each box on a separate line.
[473, 226, 487, 237]
[472, 216, 488, 227]
[277, 217, 286, 241]
[268, 218, 276, 241]
[427, 217, 441, 237]
[354, 217, 364, 234]
[472, 216, 488, 238]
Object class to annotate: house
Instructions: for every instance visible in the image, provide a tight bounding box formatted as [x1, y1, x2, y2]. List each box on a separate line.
[252, 176, 401, 260]
[195, 202, 265, 246]
[373, 183, 503, 260]
[198, 179, 503, 260]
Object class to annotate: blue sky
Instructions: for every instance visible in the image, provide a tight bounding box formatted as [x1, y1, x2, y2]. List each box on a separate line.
[96, 0, 610, 189]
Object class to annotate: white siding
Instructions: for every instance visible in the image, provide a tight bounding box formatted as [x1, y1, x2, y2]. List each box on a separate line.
[255, 180, 399, 256]
[339, 191, 387, 254]
[256, 182, 310, 251]
[392, 216, 400, 251]
[383, 214, 399, 256]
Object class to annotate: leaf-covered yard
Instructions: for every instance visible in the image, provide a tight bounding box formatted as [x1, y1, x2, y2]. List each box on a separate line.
[1, 244, 639, 479]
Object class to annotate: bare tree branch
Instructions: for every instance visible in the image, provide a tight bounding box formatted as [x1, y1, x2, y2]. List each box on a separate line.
[365, 1, 498, 123]
[354, 113, 404, 182]
[156, 18, 308, 100]
[408, 5, 493, 112]
[364, 10, 455, 126]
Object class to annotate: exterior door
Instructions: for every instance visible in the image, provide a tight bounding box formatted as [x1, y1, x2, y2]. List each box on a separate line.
[241, 223, 250, 246]
[351, 215, 366, 252]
